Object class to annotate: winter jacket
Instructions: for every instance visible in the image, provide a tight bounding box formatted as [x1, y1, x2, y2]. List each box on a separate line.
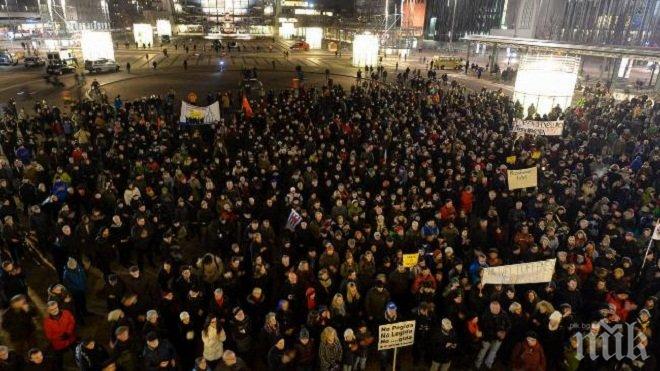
[142, 339, 176, 370]
[201, 327, 226, 361]
[480, 310, 511, 341]
[319, 341, 342, 371]
[2, 306, 37, 340]
[364, 287, 390, 320]
[431, 329, 457, 363]
[43, 309, 77, 350]
[63, 265, 87, 293]
[511, 340, 546, 371]
[74, 342, 109, 371]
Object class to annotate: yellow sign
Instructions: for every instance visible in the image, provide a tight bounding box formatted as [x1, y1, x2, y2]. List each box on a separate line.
[506, 155, 516, 164]
[402, 253, 419, 268]
[507, 166, 538, 190]
[531, 150, 541, 159]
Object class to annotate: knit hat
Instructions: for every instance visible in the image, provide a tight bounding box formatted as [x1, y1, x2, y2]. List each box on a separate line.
[299, 327, 310, 340]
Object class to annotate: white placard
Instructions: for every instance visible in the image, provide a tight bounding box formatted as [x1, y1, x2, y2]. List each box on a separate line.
[482, 259, 556, 285]
[378, 320, 415, 350]
[512, 119, 564, 136]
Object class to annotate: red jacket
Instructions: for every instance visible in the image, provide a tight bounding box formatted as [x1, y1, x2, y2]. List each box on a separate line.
[43, 309, 76, 350]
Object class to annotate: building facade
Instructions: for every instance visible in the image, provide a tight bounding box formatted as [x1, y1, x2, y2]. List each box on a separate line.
[424, 0, 507, 41]
[492, 0, 660, 47]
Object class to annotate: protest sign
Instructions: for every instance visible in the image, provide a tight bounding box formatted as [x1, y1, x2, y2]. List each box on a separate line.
[378, 320, 416, 351]
[506, 155, 517, 164]
[512, 119, 564, 136]
[482, 259, 556, 284]
[179, 101, 221, 125]
[402, 253, 419, 268]
[285, 209, 302, 231]
[507, 166, 538, 190]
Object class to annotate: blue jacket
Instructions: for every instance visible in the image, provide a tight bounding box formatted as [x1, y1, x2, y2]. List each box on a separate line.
[63, 266, 87, 293]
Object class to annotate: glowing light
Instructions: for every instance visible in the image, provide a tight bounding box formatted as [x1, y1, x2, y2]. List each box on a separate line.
[305, 27, 323, 49]
[133, 23, 154, 46]
[513, 54, 580, 116]
[156, 20, 172, 37]
[81, 31, 114, 61]
[352, 33, 379, 67]
[280, 22, 295, 39]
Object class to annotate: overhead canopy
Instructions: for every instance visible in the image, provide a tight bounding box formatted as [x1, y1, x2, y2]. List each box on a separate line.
[463, 35, 660, 62]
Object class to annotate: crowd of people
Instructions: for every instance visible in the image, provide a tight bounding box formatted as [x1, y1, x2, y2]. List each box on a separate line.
[0, 69, 658, 371]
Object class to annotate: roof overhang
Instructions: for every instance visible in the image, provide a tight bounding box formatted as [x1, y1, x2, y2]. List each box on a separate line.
[463, 34, 660, 62]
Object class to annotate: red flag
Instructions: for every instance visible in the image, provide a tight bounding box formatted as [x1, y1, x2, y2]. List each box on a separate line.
[242, 97, 253, 118]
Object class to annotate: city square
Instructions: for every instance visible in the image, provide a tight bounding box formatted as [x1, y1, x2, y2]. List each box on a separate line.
[0, 1, 659, 370]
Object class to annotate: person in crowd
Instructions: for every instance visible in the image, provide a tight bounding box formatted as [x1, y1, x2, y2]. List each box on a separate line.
[319, 327, 342, 371]
[0, 345, 21, 371]
[201, 314, 226, 368]
[74, 338, 109, 371]
[511, 331, 547, 371]
[43, 300, 77, 369]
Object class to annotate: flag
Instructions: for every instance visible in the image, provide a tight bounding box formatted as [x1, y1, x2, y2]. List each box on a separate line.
[285, 209, 302, 231]
[242, 97, 253, 118]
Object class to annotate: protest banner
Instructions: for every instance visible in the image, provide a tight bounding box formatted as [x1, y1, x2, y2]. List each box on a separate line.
[507, 166, 538, 190]
[512, 119, 564, 136]
[482, 259, 556, 284]
[378, 320, 416, 370]
[402, 253, 419, 268]
[179, 101, 221, 125]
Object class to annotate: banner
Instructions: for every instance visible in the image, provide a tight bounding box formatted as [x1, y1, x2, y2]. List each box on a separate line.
[402, 253, 419, 268]
[378, 320, 416, 350]
[507, 166, 538, 190]
[512, 119, 564, 136]
[179, 101, 221, 125]
[285, 209, 302, 231]
[482, 259, 556, 284]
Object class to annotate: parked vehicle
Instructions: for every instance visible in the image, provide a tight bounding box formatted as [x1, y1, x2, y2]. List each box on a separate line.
[289, 41, 310, 51]
[46, 59, 77, 75]
[0, 52, 15, 66]
[84, 59, 120, 74]
[24, 56, 46, 68]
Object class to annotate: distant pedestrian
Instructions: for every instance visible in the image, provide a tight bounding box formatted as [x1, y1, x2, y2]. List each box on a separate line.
[184, 60, 188, 70]
[126, 62, 131, 73]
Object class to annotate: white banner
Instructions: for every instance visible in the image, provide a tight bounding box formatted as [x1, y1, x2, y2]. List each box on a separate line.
[482, 259, 556, 285]
[179, 101, 221, 125]
[512, 119, 564, 136]
[378, 320, 416, 350]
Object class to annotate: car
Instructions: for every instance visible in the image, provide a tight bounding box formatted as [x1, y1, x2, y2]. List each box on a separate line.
[289, 41, 309, 51]
[46, 59, 77, 75]
[0, 53, 15, 65]
[24, 56, 45, 68]
[85, 59, 120, 74]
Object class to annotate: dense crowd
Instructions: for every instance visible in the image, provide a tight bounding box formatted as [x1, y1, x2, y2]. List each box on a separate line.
[0, 73, 658, 371]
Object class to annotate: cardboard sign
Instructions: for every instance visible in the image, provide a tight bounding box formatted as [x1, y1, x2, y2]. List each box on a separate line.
[512, 119, 564, 136]
[482, 259, 556, 284]
[507, 167, 538, 190]
[402, 253, 419, 268]
[378, 320, 416, 350]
